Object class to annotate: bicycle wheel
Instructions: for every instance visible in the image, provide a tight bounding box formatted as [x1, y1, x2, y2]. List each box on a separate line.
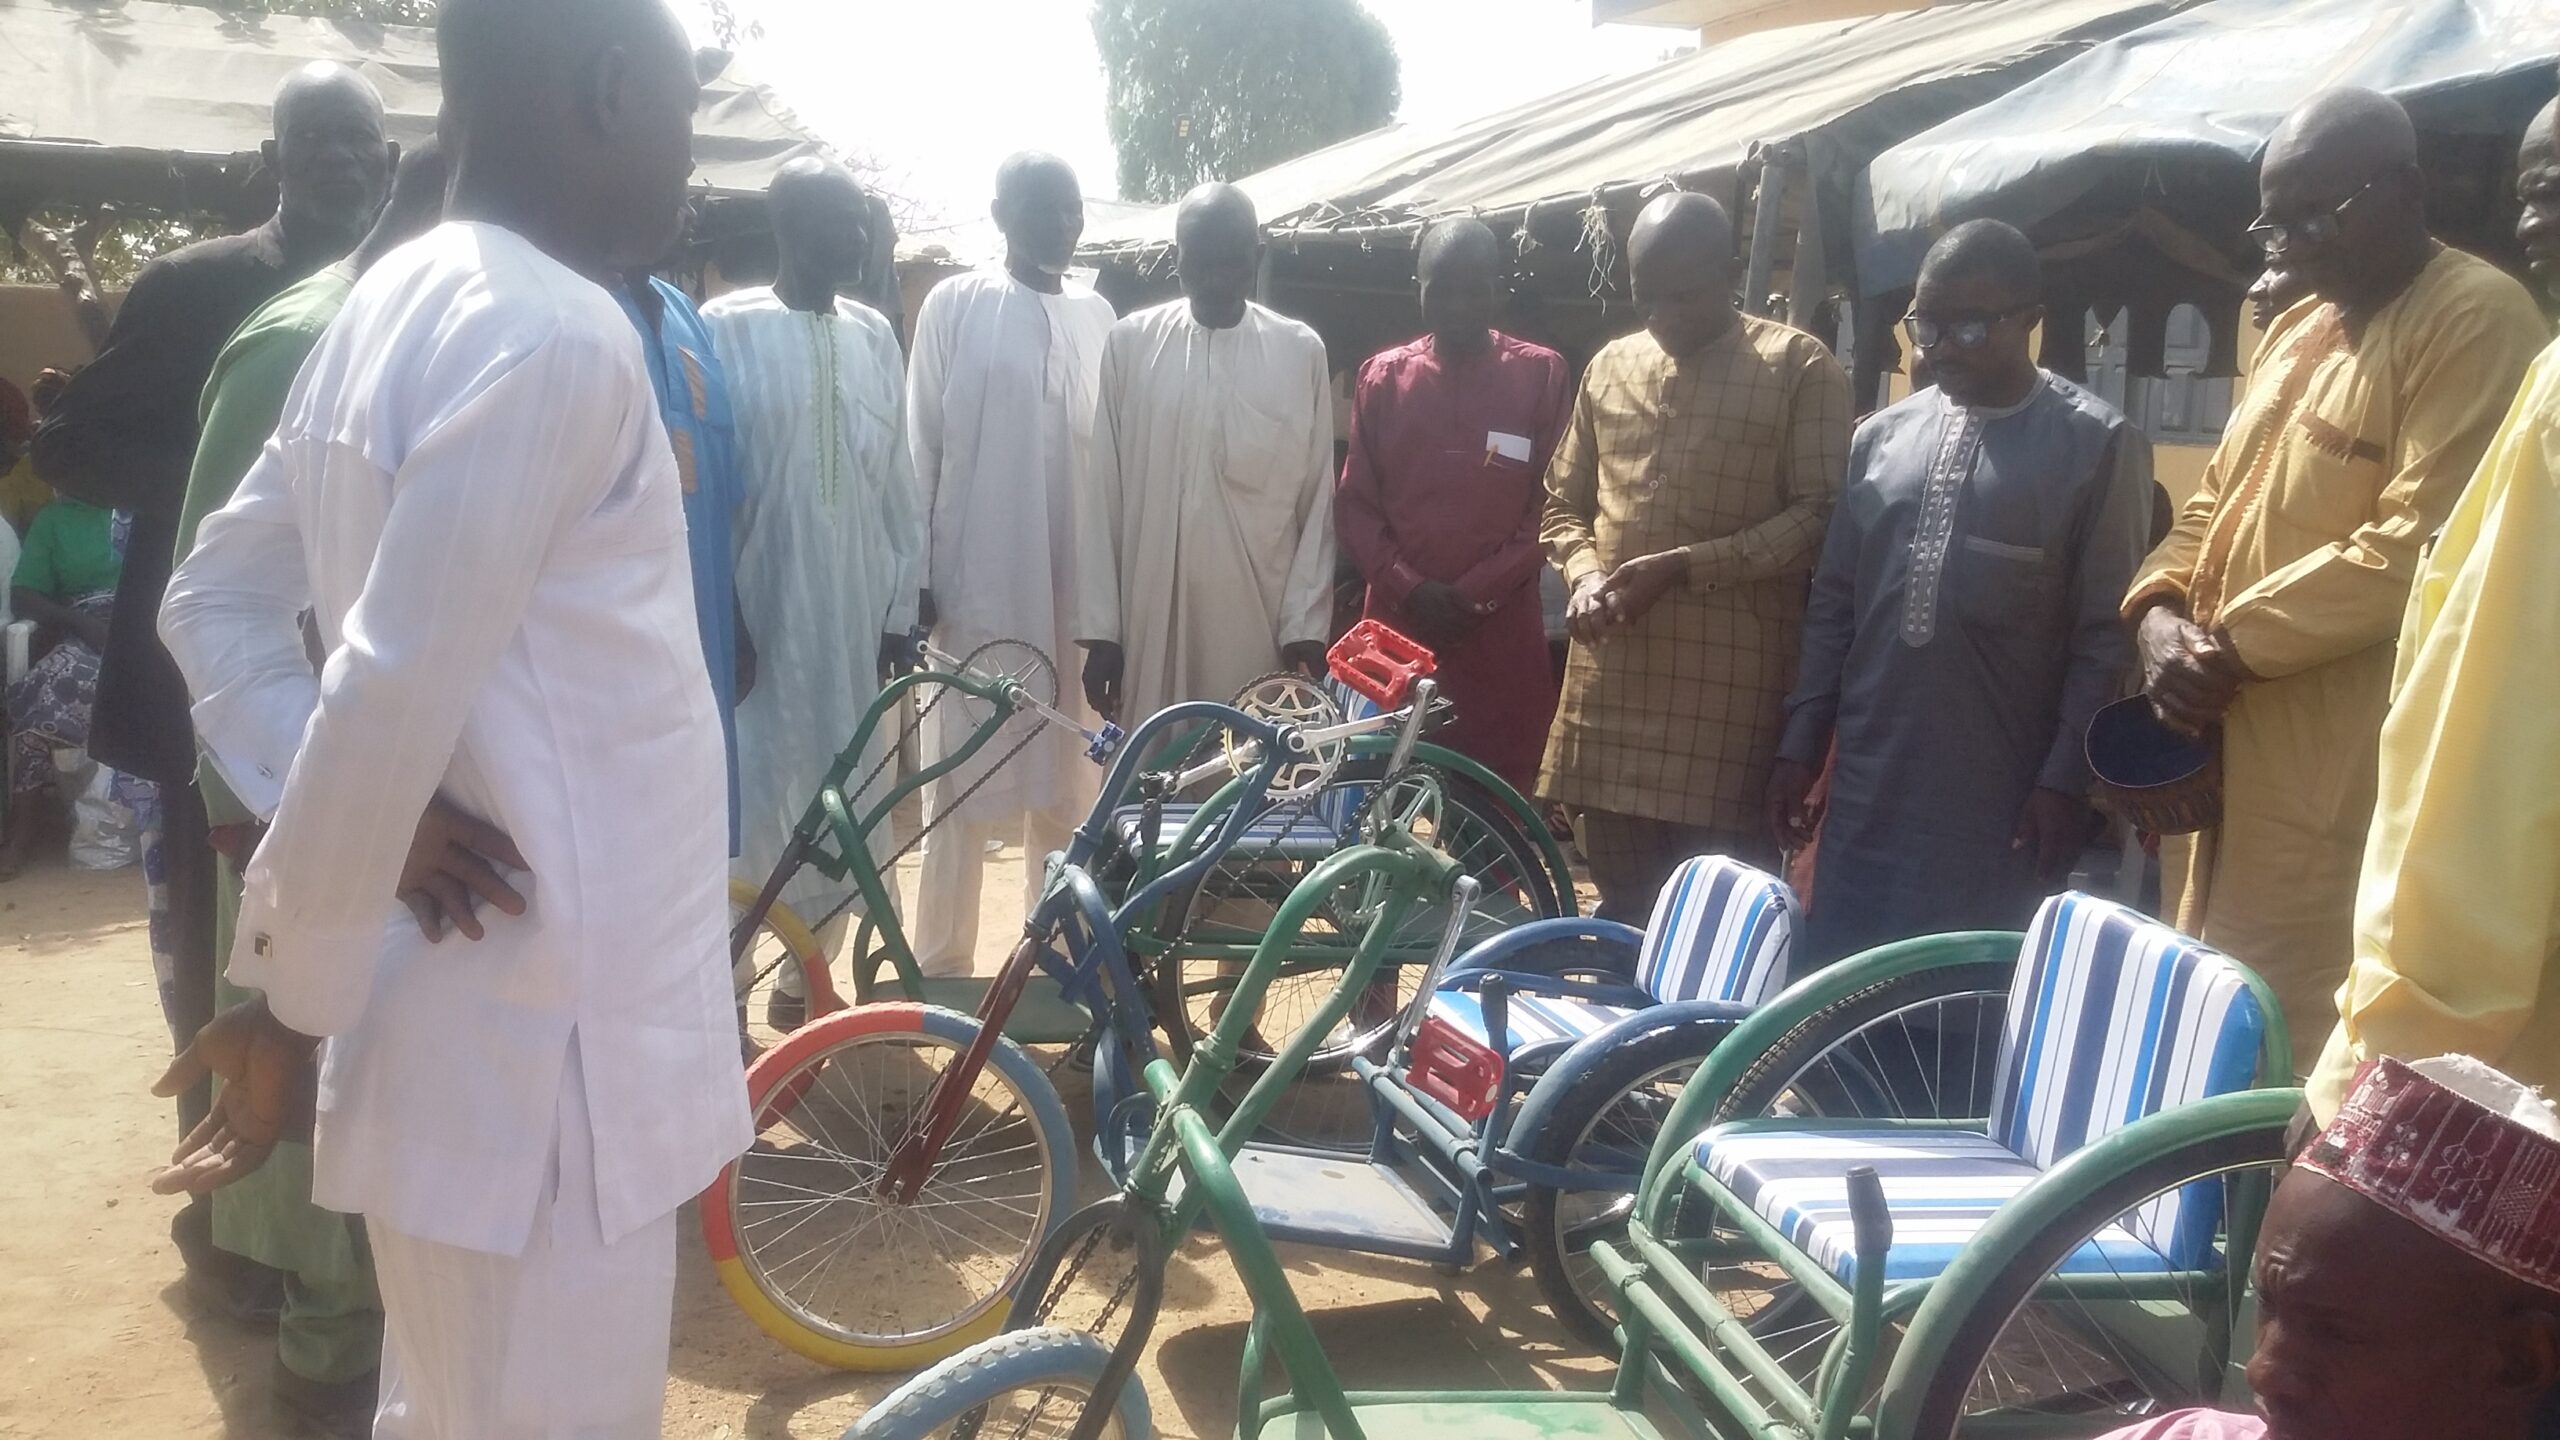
[731, 876, 835, 1057]
[701, 1003, 1077, 1371]
[1900, 1124, 2287, 1440]
[1520, 1023, 1723, 1351]
[852, 1327, 1153, 1439]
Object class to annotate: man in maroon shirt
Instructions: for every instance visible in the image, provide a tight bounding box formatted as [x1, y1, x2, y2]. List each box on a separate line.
[1336, 218, 1568, 790]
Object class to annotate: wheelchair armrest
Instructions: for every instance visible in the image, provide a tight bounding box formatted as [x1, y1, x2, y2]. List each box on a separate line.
[4, 619, 31, 687]
[1443, 917, 1646, 981]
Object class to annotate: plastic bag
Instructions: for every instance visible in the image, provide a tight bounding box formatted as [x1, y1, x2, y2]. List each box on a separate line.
[67, 757, 141, 870]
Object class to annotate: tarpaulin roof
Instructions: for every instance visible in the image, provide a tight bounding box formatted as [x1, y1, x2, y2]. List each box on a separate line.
[0, 0, 836, 215]
[1078, 0, 2195, 260]
[1858, 0, 2560, 296]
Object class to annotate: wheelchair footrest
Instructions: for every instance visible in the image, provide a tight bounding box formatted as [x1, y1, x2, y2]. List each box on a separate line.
[1404, 1014, 1502, 1122]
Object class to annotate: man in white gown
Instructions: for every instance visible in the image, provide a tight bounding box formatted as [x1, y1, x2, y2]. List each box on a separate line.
[905, 153, 1116, 977]
[151, 0, 749, 1431]
[706, 158, 922, 950]
[1075, 184, 1336, 725]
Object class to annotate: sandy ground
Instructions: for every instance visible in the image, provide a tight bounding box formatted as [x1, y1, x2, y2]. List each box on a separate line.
[0, 839, 1613, 1439]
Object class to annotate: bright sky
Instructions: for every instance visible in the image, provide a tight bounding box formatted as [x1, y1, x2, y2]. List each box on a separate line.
[679, 0, 1688, 246]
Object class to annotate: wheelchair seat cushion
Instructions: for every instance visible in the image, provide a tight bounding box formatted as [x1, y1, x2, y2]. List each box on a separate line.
[1109, 801, 1350, 861]
[1425, 988, 1640, 1054]
[1694, 1126, 2181, 1283]
[1634, 855, 1798, 1006]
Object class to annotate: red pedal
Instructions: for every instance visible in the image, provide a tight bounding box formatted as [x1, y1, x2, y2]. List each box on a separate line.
[1404, 1013, 1503, 1122]
[1328, 619, 1437, 710]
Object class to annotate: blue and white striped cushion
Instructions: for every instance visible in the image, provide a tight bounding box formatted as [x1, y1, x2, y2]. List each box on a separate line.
[1427, 988, 1639, 1053]
[1110, 802, 1346, 859]
[1635, 856, 1798, 1006]
[1985, 892, 2268, 1264]
[1695, 1127, 2179, 1282]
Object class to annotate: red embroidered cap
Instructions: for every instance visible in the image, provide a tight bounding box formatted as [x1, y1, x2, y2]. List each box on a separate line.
[2299, 1055, 2560, 1295]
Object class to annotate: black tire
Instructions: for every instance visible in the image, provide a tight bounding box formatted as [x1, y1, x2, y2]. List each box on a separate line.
[1521, 1022, 1728, 1351]
[1901, 1122, 2289, 1440]
[1151, 755, 1562, 1069]
[1708, 959, 2018, 1127]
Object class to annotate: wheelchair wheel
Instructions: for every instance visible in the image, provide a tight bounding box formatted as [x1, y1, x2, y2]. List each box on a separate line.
[1521, 1023, 1721, 1351]
[1687, 959, 2019, 1406]
[730, 877, 835, 1056]
[1899, 1122, 2289, 1440]
[701, 1003, 1077, 1371]
[852, 1326, 1153, 1439]
[1711, 958, 2017, 1124]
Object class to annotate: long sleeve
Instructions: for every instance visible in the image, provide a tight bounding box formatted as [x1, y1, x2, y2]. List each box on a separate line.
[2040, 426, 2154, 793]
[1777, 432, 1871, 767]
[870, 322, 923, 635]
[1684, 343, 1850, 590]
[31, 260, 199, 516]
[173, 327, 627, 1038]
[1331, 359, 1414, 604]
[2216, 293, 2546, 678]
[173, 323, 325, 828]
[1074, 327, 1131, 645]
[1276, 342, 1338, 647]
[1451, 350, 1571, 610]
[161, 444, 315, 823]
[2312, 351, 2560, 1118]
[1541, 374, 1604, 590]
[905, 285, 951, 572]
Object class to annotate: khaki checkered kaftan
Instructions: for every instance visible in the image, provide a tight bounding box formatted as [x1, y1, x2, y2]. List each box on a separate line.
[1538, 317, 1852, 834]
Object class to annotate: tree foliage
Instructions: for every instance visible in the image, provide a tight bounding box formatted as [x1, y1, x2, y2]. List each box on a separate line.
[1092, 0, 1400, 205]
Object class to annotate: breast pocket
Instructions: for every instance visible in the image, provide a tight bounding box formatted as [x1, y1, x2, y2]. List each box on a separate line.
[1951, 535, 2060, 631]
[2278, 408, 2389, 539]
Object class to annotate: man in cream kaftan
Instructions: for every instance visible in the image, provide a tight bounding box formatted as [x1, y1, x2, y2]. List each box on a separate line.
[1075, 185, 1335, 726]
[904, 155, 1116, 976]
[705, 286, 920, 930]
[1075, 301, 1334, 721]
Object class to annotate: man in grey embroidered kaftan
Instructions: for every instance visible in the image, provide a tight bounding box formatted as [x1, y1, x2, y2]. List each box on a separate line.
[1771, 222, 2152, 967]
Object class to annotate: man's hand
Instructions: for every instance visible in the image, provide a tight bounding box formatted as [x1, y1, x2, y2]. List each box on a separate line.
[71, 613, 111, 652]
[1280, 640, 1329, 678]
[2136, 605, 2245, 736]
[398, 794, 529, 942]
[1080, 641, 1123, 722]
[1765, 758, 1822, 852]
[1564, 573, 1613, 645]
[1597, 551, 1686, 629]
[1403, 580, 1476, 647]
[149, 998, 318, 1195]
[877, 629, 923, 683]
[2013, 786, 2092, 889]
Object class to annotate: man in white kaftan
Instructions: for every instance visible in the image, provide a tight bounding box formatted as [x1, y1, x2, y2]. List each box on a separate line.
[706, 160, 922, 939]
[905, 154, 1116, 976]
[147, 3, 748, 1430]
[1075, 184, 1335, 725]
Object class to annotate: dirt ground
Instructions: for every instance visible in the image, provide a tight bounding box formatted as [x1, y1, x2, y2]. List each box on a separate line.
[0, 841, 1614, 1439]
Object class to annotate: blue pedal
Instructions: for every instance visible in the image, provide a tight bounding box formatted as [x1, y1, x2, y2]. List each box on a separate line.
[1086, 722, 1124, 764]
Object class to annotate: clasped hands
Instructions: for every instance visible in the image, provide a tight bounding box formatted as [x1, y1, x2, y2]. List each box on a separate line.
[1079, 638, 1328, 723]
[1564, 550, 1685, 645]
[151, 793, 529, 1195]
[2136, 604, 2254, 737]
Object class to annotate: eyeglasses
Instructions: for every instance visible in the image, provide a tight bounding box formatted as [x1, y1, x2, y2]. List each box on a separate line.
[1903, 306, 2034, 352]
[2248, 179, 2379, 254]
